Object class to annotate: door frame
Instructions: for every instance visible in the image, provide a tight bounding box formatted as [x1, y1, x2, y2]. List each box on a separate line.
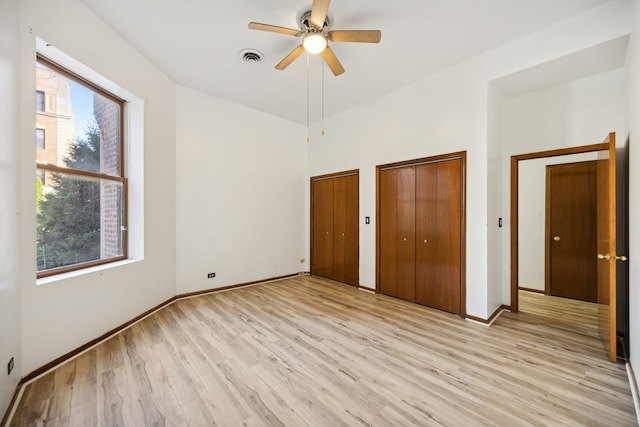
[376, 151, 467, 318]
[510, 143, 608, 312]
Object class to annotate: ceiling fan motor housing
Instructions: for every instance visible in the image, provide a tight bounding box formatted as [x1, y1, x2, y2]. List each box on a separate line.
[299, 10, 329, 31]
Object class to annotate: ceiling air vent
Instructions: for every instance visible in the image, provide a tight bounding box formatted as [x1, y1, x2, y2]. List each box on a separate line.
[240, 49, 264, 64]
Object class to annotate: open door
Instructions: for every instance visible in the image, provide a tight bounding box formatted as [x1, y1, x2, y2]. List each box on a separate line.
[596, 132, 620, 362]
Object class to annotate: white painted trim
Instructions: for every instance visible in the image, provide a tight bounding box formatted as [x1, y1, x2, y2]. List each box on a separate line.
[626, 362, 640, 425]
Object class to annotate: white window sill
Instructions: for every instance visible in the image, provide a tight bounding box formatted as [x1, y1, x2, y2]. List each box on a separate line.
[36, 259, 141, 286]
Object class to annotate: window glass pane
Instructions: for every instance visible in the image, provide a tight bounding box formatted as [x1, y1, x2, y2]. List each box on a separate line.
[35, 61, 121, 176]
[36, 90, 45, 112]
[36, 128, 45, 150]
[36, 171, 124, 272]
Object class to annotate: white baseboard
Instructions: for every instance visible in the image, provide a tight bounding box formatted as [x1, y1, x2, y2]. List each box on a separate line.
[626, 361, 640, 425]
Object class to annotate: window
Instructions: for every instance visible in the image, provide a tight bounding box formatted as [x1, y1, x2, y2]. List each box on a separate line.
[36, 90, 45, 112]
[36, 128, 45, 150]
[35, 55, 127, 277]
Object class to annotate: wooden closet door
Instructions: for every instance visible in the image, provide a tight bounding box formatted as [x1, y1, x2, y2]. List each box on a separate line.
[333, 174, 359, 286]
[415, 159, 462, 314]
[311, 178, 334, 279]
[379, 167, 416, 301]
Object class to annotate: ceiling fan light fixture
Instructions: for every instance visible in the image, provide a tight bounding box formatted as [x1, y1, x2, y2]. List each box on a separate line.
[303, 32, 327, 54]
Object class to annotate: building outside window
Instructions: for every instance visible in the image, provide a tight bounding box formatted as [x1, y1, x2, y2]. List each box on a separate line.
[36, 90, 45, 112]
[35, 55, 127, 277]
[36, 128, 45, 150]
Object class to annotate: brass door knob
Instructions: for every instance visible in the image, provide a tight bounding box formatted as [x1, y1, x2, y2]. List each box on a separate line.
[598, 254, 628, 261]
[553, 236, 561, 241]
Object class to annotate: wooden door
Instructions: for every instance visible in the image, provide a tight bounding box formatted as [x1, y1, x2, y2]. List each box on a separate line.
[415, 159, 462, 314]
[596, 133, 617, 362]
[379, 166, 416, 301]
[311, 178, 334, 279]
[546, 162, 597, 302]
[333, 174, 359, 286]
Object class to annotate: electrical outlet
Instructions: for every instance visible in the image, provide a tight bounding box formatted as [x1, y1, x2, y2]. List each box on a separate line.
[7, 357, 14, 375]
[207, 272, 215, 278]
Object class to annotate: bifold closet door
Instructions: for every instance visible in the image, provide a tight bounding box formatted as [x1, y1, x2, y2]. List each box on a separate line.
[311, 178, 334, 279]
[415, 159, 462, 314]
[333, 174, 359, 286]
[379, 166, 416, 301]
[378, 153, 465, 316]
[311, 172, 359, 286]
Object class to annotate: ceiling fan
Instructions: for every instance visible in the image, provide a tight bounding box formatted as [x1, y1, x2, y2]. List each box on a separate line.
[248, 0, 381, 76]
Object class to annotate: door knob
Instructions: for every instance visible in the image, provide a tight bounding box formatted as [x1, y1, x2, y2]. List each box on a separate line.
[598, 254, 628, 261]
[553, 236, 561, 241]
[423, 239, 428, 243]
[403, 237, 407, 242]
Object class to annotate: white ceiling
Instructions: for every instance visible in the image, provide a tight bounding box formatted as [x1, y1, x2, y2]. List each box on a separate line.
[80, 0, 611, 124]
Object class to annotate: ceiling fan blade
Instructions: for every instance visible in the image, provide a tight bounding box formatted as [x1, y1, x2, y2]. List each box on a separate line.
[321, 46, 345, 76]
[275, 45, 306, 70]
[328, 30, 382, 43]
[248, 22, 302, 37]
[310, 0, 330, 29]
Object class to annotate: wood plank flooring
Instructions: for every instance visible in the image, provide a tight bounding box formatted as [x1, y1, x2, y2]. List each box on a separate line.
[9, 277, 637, 426]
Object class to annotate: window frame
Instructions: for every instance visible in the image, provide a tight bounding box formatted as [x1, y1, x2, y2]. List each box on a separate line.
[35, 127, 45, 150]
[36, 90, 45, 112]
[36, 54, 128, 279]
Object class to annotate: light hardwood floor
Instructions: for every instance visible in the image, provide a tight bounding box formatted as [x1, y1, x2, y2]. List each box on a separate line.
[9, 277, 637, 426]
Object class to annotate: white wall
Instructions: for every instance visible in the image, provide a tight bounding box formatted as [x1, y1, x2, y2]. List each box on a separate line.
[517, 153, 598, 291]
[18, 0, 177, 374]
[175, 87, 307, 294]
[2, 5, 637, 420]
[308, 1, 631, 320]
[627, 0, 640, 383]
[498, 69, 626, 297]
[0, 0, 22, 417]
[487, 84, 504, 313]
[487, 0, 632, 310]
[308, 56, 491, 318]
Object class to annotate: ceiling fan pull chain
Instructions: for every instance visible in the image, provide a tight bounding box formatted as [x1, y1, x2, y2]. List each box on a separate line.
[322, 59, 325, 137]
[306, 52, 310, 143]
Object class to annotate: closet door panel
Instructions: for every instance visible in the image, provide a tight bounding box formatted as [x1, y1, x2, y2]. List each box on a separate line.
[379, 169, 399, 297]
[334, 174, 359, 286]
[311, 178, 334, 279]
[415, 163, 438, 307]
[380, 167, 416, 301]
[396, 167, 416, 301]
[436, 159, 462, 314]
[415, 159, 462, 314]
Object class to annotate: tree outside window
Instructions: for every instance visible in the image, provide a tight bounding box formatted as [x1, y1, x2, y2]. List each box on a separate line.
[35, 56, 127, 277]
